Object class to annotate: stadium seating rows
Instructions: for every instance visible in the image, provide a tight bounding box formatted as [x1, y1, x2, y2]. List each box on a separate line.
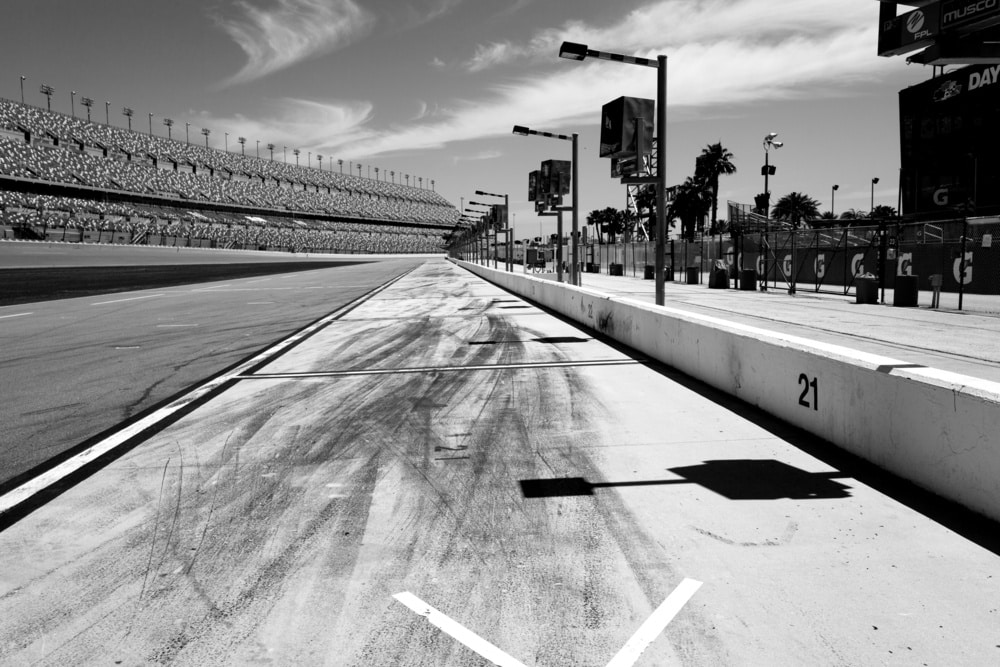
[0, 191, 447, 254]
[0, 99, 458, 226]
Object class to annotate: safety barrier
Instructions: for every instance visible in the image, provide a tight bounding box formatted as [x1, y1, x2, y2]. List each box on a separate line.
[453, 259, 1000, 523]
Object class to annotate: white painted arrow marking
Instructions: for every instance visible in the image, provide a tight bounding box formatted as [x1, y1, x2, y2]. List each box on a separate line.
[393, 592, 528, 667]
[394, 578, 701, 667]
[605, 578, 703, 667]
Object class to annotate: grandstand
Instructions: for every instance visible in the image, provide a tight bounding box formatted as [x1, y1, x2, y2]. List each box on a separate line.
[0, 98, 459, 254]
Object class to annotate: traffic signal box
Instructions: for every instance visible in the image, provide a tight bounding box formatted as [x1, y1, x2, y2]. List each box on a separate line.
[600, 96, 653, 178]
[529, 160, 571, 212]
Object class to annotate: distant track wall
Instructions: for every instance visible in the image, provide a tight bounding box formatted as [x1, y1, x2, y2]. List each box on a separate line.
[454, 260, 1000, 523]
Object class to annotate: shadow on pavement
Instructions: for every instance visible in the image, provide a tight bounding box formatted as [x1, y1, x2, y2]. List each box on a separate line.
[520, 459, 852, 500]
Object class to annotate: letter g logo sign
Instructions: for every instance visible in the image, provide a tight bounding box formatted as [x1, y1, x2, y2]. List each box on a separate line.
[933, 188, 949, 206]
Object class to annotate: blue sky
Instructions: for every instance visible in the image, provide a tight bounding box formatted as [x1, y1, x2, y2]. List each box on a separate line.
[2, 0, 932, 238]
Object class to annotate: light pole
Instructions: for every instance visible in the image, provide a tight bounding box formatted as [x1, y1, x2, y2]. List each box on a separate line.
[475, 190, 512, 272]
[308, 151, 311, 168]
[224, 132, 229, 151]
[185, 122, 190, 144]
[338, 159, 343, 173]
[761, 132, 783, 291]
[201, 127, 210, 147]
[512, 124, 580, 287]
[871, 177, 879, 214]
[163, 117, 174, 139]
[431, 179, 435, 191]
[40, 84, 54, 111]
[832, 184, 839, 217]
[560, 41, 664, 301]
[405, 174, 410, 186]
[318, 154, 323, 171]
[81, 97, 94, 122]
[283, 146, 287, 163]
[122, 106, 133, 131]
[391, 170, 395, 183]
[105, 101, 110, 125]
[70, 91, 76, 117]
[374, 166, 379, 180]
[256, 140, 260, 158]
[19, 75, 25, 104]
[148, 112, 154, 136]
[294, 148, 300, 166]
[358, 164, 362, 178]
[238, 136, 246, 155]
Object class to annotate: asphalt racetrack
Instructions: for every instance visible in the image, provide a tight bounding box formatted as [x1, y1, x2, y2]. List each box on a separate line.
[1, 255, 999, 665]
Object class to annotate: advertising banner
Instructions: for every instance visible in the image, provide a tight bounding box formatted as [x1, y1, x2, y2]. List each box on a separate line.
[899, 62, 1000, 216]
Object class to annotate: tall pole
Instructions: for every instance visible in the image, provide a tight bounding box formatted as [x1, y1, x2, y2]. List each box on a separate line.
[654, 55, 667, 305]
[571, 133, 580, 286]
[763, 149, 769, 291]
[19, 76, 25, 104]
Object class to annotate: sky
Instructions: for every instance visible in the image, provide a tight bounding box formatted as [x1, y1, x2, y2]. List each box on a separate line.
[1, 0, 935, 239]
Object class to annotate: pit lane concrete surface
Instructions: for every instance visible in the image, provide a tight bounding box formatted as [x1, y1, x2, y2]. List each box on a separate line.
[1, 259, 998, 665]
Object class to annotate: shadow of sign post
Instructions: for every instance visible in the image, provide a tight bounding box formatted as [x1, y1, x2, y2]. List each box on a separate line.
[519, 459, 852, 501]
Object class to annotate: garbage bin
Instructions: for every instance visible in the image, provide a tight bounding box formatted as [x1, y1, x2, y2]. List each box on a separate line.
[665, 266, 674, 281]
[609, 263, 624, 276]
[856, 276, 878, 304]
[686, 267, 699, 284]
[893, 274, 919, 307]
[739, 269, 757, 291]
[644, 265, 655, 280]
[708, 268, 729, 289]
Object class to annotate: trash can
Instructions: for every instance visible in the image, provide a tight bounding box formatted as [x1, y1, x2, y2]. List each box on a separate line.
[609, 263, 624, 276]
[686, 267, 699, 284]
[665, 266, 674, 281]
[856, 276, 878, 304]
[708, 268, 729, 289]
[740, 269, 757, 291]
[643, 265, 655, 280]
[893, 274, 919, 307]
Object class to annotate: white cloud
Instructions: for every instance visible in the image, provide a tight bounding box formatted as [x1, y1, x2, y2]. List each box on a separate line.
[452, 150, 503, 163]
[216, 0, 375, 86]
[190, 98, 375, 155]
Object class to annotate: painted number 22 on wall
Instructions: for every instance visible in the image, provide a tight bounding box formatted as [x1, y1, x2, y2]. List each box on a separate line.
[798, 373, 818, 411]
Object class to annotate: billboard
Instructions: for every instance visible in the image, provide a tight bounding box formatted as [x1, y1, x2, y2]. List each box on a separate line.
[900, 62, 1000, 216]
[600, 96, 654, 159]
[879, 3, 940, 57]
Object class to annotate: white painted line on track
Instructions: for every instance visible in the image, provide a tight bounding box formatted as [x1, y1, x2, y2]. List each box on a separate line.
[91, 294, 165, 305]
[0, 269, 413, 520]
[156, 324, 199, 328]
[393, 592, 528, 667]
[605, 578, 703, 667]
[242, 358, 643, 380]
[0, 312, 32, 320]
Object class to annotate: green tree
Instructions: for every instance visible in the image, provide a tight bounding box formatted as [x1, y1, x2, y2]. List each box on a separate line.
[695, 142, 737, 235]
[772, 192, 821, 228]
[871, 204, 897, 219]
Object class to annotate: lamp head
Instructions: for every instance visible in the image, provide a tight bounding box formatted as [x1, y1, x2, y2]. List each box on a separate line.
[558, 41, 589, 61]
[872, 177, 880, 184]
[512, 125, 530, 136]
[832, 184, 839, 191]
[765, 132, 778, 141]
[771, 140, 783, 149]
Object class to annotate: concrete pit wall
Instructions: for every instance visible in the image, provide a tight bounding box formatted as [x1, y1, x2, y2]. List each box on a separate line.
[454, 260, 1000, 523]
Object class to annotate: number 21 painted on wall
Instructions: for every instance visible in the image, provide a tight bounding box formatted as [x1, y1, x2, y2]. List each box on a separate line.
[798, 373, 818, 411]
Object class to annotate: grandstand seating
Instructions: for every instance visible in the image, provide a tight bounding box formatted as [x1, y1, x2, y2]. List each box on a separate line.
[0, 99, 458, 254]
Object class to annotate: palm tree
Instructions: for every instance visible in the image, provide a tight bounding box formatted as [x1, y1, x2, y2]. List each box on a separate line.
[870, 204, 897, 219]
[839, 208, 866, 220]
[772, 192, 821, 228]
[696, 142, 737, 235]
[668, 177, 711, 240]
[586, 207, 618, 244]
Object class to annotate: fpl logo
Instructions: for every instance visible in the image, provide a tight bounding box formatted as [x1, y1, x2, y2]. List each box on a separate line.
[906, 10, 925, 33]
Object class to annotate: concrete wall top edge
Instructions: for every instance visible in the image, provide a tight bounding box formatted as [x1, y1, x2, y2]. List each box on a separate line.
[454, 260, 1000, 402]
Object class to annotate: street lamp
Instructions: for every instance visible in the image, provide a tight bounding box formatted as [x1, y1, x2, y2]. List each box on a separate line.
[559, 40, 666, 302]
[238, 136, 246, 155]
[19, 75, 25, 104]
[358, 164, 363, 178]
[185, 122, 190, 144]
[163, 117, 174, 140]
[148, 112, 154, 136]
[294, 148, 300, 165]
[831, 184, 839, 217]
[871, 177, 879, 213]
[105, 101, 110, 125]
[761, 132, 783, 291]
[475, 189, 511, 272]
[338, 159, 343, 173]
[40, 84, 54, 111]
[201, 127, 210, 147]
[374, 166, 379, 180]
[391, 170, 395, 183]
[268, 143, 275, 161]
[224, 132, 229, 151]
[405, 174, 410, 186]
[256, 140, 260, 158]
[70, 91, 76, 117]
[81, 97, 94, 122]
[512, 124, 580, 286]
[122, 106, 133, 131]
[431, 179, 435, 191]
